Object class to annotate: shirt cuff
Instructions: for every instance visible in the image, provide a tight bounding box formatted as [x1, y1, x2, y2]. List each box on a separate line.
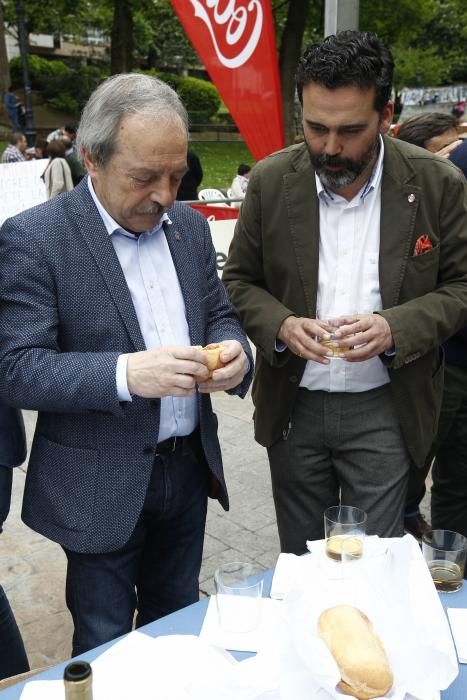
[116, 354, 132, 402]
[275, 339, 287, 352]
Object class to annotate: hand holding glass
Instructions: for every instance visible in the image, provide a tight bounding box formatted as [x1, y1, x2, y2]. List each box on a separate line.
[315, 314, 356, 358]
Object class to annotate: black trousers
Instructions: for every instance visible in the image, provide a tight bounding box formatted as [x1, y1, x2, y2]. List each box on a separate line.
[431, 363, 467, 538]
[0, 585, 29, 680]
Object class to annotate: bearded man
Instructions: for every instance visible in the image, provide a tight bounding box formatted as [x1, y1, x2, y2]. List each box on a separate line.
[223, 31, 467, 553]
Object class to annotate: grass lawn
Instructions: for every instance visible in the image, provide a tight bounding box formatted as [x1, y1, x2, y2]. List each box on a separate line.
[0, 140, 253, 193]
[191, 141, 254, 190]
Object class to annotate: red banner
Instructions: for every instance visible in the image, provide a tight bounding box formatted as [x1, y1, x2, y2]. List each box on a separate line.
[190, 203, 239, 220]
[170, 1, 284, 162]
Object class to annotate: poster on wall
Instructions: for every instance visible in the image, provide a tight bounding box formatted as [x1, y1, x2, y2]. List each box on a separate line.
[170, 0, 284, 161]
[0, 159, 47, 226]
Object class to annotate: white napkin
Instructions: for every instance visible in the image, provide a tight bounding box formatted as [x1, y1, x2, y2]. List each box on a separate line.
[200, 595, 283, 652]
[19, 632, 262, 700]
[447, 608, 467, 663]
[270, 536, 382, 599]
[269, 553, 315, 599]
[19, 681, 63, 700]
[266, 535, 458, 700]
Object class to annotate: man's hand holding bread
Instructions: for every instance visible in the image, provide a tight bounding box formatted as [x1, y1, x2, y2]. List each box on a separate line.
[126, 340, 248, 398]
[196, 340, 249, 393]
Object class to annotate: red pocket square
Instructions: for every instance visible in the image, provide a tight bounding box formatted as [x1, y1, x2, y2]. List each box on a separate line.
[413, 235, 433, 256]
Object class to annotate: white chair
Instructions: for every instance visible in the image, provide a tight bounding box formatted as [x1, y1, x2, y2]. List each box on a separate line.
[198, 188, 230, 207]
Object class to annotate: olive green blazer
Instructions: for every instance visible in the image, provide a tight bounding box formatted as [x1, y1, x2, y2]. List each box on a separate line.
[223, 136, 467, 467]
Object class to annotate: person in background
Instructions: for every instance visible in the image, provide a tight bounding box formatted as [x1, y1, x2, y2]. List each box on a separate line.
[0, 72, 252, 657]
[223, 30, 467, 553]
[395, 114, 465, 539]
[397, 112, 462, 158]
[1, 132, 27, 163]
[46, 126, 65, 142]
[176, 148, 203, 201]
[0, 404, 29, 681]
[17, 102, 26, 132]
[41, 139, 74, 199]
[60, 136, 86, 186]
[3, 87, 20, 131]
[63, 124, 79, 155]
[430, 138, 467, 539]
[34, 139, 48, 159]
[230, 163, 251, 208]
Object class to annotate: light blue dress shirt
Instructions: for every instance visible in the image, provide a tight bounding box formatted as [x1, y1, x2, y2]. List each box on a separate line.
[88, 178, 198, 442]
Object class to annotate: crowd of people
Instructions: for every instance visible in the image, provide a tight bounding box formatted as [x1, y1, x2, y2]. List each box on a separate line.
[1, 122, 86, 201]
[0, 28, 467, 682]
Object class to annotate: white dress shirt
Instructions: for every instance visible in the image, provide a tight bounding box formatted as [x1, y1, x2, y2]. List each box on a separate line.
[88, 178, 198, 441]
[300, 137, 390, 393]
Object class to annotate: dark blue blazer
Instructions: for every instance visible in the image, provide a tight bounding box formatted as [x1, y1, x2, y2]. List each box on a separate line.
[0, 180, 252, 553]
[0, 406, 26, 526]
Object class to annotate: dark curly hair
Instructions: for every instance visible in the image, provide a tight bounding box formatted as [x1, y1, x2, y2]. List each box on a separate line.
[296, 31, 394, 114]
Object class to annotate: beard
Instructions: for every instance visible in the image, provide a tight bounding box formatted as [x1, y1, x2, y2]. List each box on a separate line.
[307, 136, 380, 191]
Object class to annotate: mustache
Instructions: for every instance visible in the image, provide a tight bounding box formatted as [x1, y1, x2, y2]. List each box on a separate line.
[314, 153, 355, 170]
[134, 203, 165, 215]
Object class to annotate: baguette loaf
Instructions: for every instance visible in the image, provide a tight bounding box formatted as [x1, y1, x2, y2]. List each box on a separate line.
[195, 343, 225, 381]
[318, 605, 393, 700]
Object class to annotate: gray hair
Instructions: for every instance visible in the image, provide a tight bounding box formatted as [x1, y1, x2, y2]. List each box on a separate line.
[76, 73, 189, 167]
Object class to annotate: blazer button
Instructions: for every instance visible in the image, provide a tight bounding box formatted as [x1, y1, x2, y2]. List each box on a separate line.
[289, 375, 298, 383]
[143, 446, 154, 455]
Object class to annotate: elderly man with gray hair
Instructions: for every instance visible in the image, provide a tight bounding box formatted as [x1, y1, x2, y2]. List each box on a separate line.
[0, 74, 252, 655]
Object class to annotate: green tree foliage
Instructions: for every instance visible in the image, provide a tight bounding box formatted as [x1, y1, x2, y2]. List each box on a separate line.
[420, 0, 467, 84]
[10, 54, 72, 91]
[141, 70, 220, 122]
[3, 0, 467, 137]
[133, 0, 198, 70]
[391, 46, 451, 91]
[360, 0, 467, 90]
[9, 54, 106, 114]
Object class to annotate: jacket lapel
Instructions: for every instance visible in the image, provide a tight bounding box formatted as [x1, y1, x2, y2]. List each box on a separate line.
[379, 137, 421, 308]
[283, 146, 320, 317]
[70, 182, 146, 351]
[163, 216, 200, 345]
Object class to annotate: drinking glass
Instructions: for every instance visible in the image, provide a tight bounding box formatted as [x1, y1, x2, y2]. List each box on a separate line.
[315, 310, 342, 359]
[422, 529, 467, 593]
[214, 562, 263, 633]
[324, 505, 367, 562]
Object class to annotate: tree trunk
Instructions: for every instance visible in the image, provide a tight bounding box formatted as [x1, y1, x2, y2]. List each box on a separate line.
[110, 0, 134, 74]
[0, 4, 11, 98]
[279, 0, 311, 145]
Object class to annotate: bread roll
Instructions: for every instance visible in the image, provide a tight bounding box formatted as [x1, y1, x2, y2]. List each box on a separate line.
[318, 605, 393, 700]
[195, 343, 225, 382]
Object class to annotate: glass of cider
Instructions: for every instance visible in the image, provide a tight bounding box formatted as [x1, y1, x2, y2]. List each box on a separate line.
[324, 505, 367, 562]
[422, 529, 467, 592]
